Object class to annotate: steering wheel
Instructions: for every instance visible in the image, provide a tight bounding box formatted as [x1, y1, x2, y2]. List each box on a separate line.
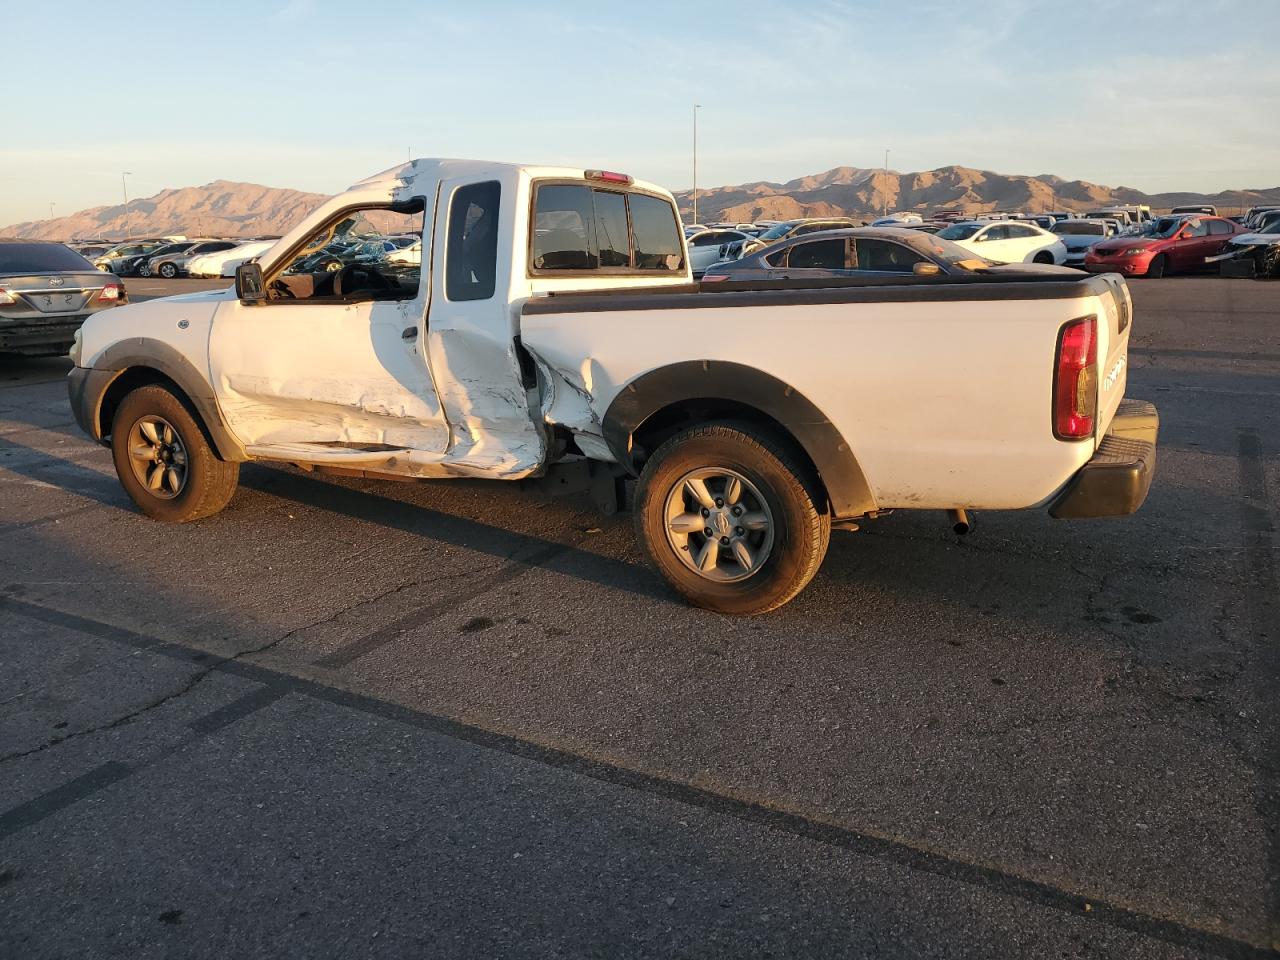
[333, 261, 394, 297]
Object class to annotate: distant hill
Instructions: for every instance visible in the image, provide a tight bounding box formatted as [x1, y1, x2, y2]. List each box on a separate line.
[2, 181, 331, 241]
[6, 166, 1279, 241]
[673, 164, 1280, 222]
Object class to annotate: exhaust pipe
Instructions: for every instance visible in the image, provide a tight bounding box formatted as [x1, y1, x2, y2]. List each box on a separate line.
[947, 508, 971, 536]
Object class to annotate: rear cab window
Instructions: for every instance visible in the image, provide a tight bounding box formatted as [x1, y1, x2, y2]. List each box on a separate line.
[529, 181, 684, 276]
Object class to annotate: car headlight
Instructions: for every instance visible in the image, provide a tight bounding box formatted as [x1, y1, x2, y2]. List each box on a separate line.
[1122, 248, 1149, 256]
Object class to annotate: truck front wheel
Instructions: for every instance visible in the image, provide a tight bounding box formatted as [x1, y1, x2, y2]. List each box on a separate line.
[110, 384, 239, 523]
[635, 422, 830, 614]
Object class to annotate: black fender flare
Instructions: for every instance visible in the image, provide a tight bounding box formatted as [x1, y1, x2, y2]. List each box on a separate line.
[601, 360, 876, 519]
[73, 338, 247, 461]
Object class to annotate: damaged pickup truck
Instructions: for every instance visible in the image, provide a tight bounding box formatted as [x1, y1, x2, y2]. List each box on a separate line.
[68, 159, 1158, 614]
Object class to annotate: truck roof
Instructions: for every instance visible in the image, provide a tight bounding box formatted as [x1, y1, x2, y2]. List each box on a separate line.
[346, 158, 670, 199]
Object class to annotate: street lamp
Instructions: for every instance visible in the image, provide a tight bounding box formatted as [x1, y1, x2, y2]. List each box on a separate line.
[692, 104, 701, 226]
[882, 149, 890, 218]
[48, 202, 56, 221]
[121, 172, 132, 238]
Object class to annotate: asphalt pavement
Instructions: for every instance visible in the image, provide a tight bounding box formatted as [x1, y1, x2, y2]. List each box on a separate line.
[0, 275, 1277, 958]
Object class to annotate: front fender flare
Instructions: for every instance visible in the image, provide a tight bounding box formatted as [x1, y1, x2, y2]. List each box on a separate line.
[601, 360, 875, 520]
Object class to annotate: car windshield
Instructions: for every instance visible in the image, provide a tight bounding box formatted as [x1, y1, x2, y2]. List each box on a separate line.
[937, 223, 982, 241]
[0, 242, 96, 275]
[1053, 221, 1105, 236]
[900, 233, 989, 269]
[757, 222, 797, 241]
[1151, 218, 1186, 238]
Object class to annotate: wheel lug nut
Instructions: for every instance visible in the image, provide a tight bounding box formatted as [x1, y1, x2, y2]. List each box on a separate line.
[700, 508, 709, 517]
[731, 506, 742, 516]
[704, 527, 713, 537]
[736, 527, 744, 536]
[719, 536, 729, 545]
[715, 498, 724, 508]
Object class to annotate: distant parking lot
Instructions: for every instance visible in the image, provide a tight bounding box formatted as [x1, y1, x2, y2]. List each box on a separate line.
[1, 276, 1277, 958]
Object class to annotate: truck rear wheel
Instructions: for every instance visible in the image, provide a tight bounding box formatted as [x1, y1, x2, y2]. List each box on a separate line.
[635, 422, 830, 614]
[110, 384, 239, 523]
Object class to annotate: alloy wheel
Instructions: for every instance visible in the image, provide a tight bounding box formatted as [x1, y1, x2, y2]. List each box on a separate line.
[663, 467, 774, 582]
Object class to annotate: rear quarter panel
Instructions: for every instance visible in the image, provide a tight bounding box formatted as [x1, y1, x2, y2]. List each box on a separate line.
[522, 290, 1117, 510]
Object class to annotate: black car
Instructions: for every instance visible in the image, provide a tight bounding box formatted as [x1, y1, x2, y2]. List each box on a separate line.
[701, 227, 1078, 283]
[0, 239, 126, 356]
[122, 241, 195, 277]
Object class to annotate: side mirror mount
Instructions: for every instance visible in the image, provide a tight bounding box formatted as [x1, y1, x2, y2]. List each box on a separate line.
[236, 262, 265, 303]
[912, 261, 942, 276]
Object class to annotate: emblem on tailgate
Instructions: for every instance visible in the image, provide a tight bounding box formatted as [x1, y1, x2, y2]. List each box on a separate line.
[1103, 355, 1126, 392]
[48, 277, 65, 287]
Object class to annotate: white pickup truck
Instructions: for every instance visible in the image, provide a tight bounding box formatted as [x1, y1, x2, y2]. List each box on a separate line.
[69, 159, 1158, 614]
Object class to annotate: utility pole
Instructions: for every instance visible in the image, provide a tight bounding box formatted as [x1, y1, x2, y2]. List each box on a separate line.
[691, 104, 702, 225]
[883, 149, 890, 218]
[48, 202, 55, 221]
[121, 172, 132, 239]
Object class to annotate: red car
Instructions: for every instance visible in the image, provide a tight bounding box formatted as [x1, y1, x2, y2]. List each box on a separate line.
[1084, 215, 1244, 277]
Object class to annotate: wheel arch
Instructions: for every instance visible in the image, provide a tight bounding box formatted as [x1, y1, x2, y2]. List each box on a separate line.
[80, 340, 246, 461]
[601, 361, 876, 520]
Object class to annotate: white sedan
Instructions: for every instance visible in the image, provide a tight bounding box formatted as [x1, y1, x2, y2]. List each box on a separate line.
[187, 240, 278, 279]
[937, 220, 1068, 265]
[685, 228, 756, 277]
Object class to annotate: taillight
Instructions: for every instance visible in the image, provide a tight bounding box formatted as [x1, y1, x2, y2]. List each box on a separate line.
[1053, 315, 1098, 440]
[584, 169, 634, 185]
[98, 283, 122, 302]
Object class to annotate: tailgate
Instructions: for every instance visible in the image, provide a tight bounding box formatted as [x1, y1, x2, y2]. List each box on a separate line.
[1092, 274, 1132, 444]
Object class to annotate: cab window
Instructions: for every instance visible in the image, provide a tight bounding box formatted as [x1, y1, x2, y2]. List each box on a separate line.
[530, 183, 684, 274]
[266, 200, 424, 303]
[446, 181, 500, 302]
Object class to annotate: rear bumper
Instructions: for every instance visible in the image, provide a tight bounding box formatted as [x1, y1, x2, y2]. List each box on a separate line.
[0, 319, 87, 355]
[1049, 398, 1159, 519]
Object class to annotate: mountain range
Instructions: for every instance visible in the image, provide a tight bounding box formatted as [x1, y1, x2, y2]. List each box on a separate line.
[6, 167, 1280, 241]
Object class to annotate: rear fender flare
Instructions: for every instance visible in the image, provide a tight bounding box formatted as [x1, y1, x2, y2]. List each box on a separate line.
[601, 360, 875, 519]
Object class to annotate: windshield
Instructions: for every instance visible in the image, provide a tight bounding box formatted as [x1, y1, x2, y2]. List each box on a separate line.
[0, 242, 96, 274]
[937, 223, 981, 241]
[1053, 221, 1104, 236]
[901, 233, 989, 269]
[757, 222, 796, 241]
[1151, 218, 1186, 239]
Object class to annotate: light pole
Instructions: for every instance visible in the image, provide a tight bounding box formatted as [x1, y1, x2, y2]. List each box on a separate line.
[48, 202, 55, 221]
[882, 149, 890, 218]
[692, 104, 701, 226]
[121, 172, 131, 238]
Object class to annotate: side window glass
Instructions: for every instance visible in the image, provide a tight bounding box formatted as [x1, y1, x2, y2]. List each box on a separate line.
[593, 190, 631, 268]
[268, 201, 424, 303]
[1208, 219, 1231, 236]
[533, 184, 596, 270]
[447, 180, 500, 302]
[854, 239, 925, 272]
[787, 239, 845, 269]
[1184, 220, 1209, 238]
[629, 193, 683, 271]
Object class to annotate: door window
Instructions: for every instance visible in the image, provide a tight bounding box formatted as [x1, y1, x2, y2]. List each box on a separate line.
[1182, 220, 1209, 238]
[266, 200, 425, 303]
[1005, 224, 1039, 238]
[786, 239, 846, 269]
[977, 225, 1007, 241]
[446, 181, 500, 302]
[1208, 219, 1232, 236]
[853, 239, 926, 272]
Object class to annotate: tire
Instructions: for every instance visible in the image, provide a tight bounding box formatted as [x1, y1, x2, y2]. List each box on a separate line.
[110, 384, 239, 523]
[158, 262, 177, 279]
[1033, 251, 1054, 264]
[1146, 254, 1167, 279]
[635, 422, 831, 615]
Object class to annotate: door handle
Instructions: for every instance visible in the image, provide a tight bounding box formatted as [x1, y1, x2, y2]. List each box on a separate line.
[401, 326, 418, 340]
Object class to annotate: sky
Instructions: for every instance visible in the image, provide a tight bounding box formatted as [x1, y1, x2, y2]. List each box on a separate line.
[2, 0, 1278, 226]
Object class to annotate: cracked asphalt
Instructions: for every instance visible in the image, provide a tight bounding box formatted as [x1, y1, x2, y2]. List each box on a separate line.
[0, 276, 1277, 959]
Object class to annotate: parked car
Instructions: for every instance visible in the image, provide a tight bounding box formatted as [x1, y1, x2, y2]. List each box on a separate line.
[0, 239, 126, 356]
[94, 240, 170, 275]
[387, 239, 422, 266]
[1051, 219, 1118, 268]
[146, 240, 241, 279]
[1205, 218, 1280, 278]
[66, 158, 1156, 615]
[752, 218, 864, 244]
[701, 228, 1077, 282]
[1084, 215, 1243, 277]
[685, 228, 757, 278]
[1243, 205, 1280, 228]
[188, 240, 278, 279]
[116, 241, 196, 277]
[936, 220, 1068, 265]
[871, 214, 923, 226]
[1170, 205, 1217, 216]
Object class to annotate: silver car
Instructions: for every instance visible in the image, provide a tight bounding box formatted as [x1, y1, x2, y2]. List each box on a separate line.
[145, 240, 240, 279]
[1, 240, 126, 356]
